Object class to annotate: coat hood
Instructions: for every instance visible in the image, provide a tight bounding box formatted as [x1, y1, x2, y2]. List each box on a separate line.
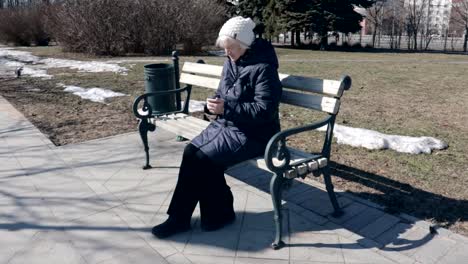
[237, 38, 279, 69]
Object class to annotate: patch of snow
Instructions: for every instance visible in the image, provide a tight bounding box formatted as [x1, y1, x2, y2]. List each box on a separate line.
[0, 48, 40, 63]
[0, 47, 128, 79]
[60, 84, 127, 103]
[41, 58, 128, 74]
[21, 67, 52, 79]
[318, 124, 447, 154]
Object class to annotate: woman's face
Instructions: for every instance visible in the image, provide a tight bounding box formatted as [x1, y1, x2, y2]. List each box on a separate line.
[224, 42, 246, 62]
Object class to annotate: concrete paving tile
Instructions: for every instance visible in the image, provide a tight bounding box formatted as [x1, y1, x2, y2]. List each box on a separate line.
[328, 201, 368, 224]
[289, 209, 328, 234]
[41, 193, 121, 222]
[449, 233, 468, 244]
[375, 222, 415, 246]
[382, 226, 447, 263]
[283, 180, 311, 200]
[0, 155, 26, 178]
[183, 229, 239, 257]
[299, 192, 352, 217]
[436, 241, 468, 264]
[232, 188, 248, 212]
[226, 175, 249, 187]
[113, 203, 160, 228]
[122, 176, 177, 205]
[0, 229, 38, 264]
[358, 213, 401, 239]
[235, 257, 288, 264]
[289, 232, 343, 262]
[185, 254, 234, 264]
[297, 207, 329, 226]
[103, 167, 152, 201]
[7, 231, 87, 264]
[137, 232, 180, 258]
[242, 208, 284, 232]
[35, 175, 96, 199]
[97, 242, 168, 264]
[342, 207, 385, 234]
[0, 194, 57, 230]
[376, 249, 418, 264]
[290, 261, 344, 264]
[409, 235, 457, 264]
[0, 175, 38, 196]
[322, 221, 357, 238]
[339, 236, 396, 264]
[225, 163, 262, 182]
[288, 187, 324, 205]
[64, 209, 150, 263]
[245, 191, 274, 210]
[236, 229, 289, 260]
[166, 252, 192, 264]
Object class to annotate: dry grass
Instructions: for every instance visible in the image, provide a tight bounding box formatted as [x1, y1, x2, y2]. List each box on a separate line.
[1, 46, 467, 235]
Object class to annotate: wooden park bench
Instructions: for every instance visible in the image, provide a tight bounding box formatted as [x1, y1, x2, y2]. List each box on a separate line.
[132, 51, 352, 249]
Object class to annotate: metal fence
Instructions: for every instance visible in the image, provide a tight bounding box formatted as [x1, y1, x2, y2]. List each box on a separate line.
[277, 33, 467, 52]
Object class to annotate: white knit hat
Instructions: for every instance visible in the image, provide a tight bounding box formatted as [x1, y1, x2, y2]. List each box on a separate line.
[218, 16, 256, 47]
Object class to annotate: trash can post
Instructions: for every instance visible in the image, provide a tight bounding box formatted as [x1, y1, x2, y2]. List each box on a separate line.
[172, 51, 181, 110]
[144, 63, 178, 115]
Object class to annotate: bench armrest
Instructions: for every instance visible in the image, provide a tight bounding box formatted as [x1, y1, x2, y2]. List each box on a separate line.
[132, 85, 191, 119]
[264, 115, 334, 173]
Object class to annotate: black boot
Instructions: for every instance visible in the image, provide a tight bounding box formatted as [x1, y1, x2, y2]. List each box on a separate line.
[151, 217, 190, 238]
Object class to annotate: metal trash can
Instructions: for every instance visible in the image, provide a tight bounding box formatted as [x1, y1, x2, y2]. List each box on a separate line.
[144, 63, 177, 115]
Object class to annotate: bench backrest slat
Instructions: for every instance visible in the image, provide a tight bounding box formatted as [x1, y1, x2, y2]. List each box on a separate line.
[182, 62, 223, 77]
[180, 62, 346, 114]
[180, 73, 220, 90]
[278, 74, 344, 97]
[281, 90, 340, 114]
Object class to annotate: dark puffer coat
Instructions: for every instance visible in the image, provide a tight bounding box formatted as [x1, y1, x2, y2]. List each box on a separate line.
[191, 38, 282, 167]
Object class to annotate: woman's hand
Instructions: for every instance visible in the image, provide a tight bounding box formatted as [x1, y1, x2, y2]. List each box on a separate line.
[206, 97, 225, 115]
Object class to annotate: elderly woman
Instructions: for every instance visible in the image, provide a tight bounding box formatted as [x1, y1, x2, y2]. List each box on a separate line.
[152, 16, 282, 238]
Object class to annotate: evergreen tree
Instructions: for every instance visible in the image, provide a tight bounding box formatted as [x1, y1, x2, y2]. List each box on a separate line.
[263, 0, 283, 41]
[237, 0, 268, 36]
[309, 0, 374, 49]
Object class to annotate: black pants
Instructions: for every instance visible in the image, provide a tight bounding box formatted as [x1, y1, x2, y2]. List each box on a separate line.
[167, 143, 234, 225]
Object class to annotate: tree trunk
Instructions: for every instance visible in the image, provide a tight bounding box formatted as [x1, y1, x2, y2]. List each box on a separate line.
[464, 26, 468, 53]
[413, 33, 418, 50]
[320, 35, 327, 50]
[444, 28, 448, 52]
[372, 27, 377, 47]
[291, 31, 295, 47]
[295, 30, 300, 46]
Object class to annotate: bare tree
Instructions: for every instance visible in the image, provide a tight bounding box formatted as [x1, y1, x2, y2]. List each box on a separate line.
[366, 0, 387, 47]
[451, 0, 468, 52]
[405, 0, 428, 50]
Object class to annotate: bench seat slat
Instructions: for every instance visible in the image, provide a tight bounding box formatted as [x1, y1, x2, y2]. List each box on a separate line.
[281, 90, 340, 114]
[156, 114, 208, 140]
[180, 73, 220, 90]
[279, 73, 344, 97]
[182, 62, 223, 77]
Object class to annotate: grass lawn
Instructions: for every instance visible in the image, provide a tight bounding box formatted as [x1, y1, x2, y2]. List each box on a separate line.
[4, 46, 468, 236]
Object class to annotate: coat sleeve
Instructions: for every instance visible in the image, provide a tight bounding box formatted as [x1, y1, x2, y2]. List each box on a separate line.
[223, 64, 282, 124]
[204, 61, 228, 115]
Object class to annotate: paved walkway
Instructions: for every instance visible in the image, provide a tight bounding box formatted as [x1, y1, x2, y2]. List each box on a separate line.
[1, 95, 467, 264]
